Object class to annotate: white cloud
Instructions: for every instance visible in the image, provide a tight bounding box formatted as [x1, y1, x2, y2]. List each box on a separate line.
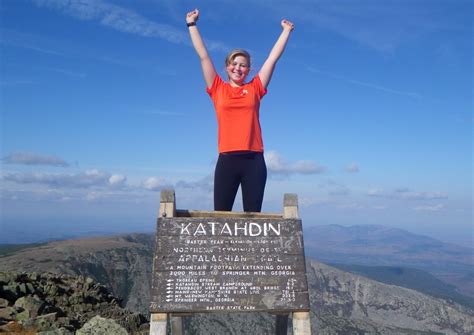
[367, 188, 448, 200]
[45, 67, 86, 78]
[108, 174, 127, 187]
[249, 0, 458, 54]
[0, 79, 35, 86]
[328, 188, 349, 196]
[394, 188, 448, 200]
[33, 0, 228, 51]
[319, 179, 350, 196]
[2, 151, 69, 167]
[344, 162, 359, 173]
[0, 28, 65, 56]
[338, 202, 364, 210]
[0, 188, 70, 202]
[298, 197, 332, 208]
[176, 175, 213, 192]
[2, 169, 121, 189]
[413, 204, 445, 212]
[143, 177, 172, 191]
[85, 191, 102, 201]
[367, 188, 384, 197]
[264, 151, 326, 176]
[34, 0, 184, 41]
[83, 190, 128, 202]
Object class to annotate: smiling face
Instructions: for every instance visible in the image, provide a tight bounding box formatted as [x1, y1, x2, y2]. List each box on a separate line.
[225, 50, 251, 87]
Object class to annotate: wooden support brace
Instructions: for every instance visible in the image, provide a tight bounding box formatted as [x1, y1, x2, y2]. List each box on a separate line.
[275, 194, 300, 335]
[151, 190, 181, 335]
[283, 193, 299, 219]
[283, 195, 312, 334]
[292, 312, 311, 335]
[159, 189, 176, 218]
[150, 313, 167, 335]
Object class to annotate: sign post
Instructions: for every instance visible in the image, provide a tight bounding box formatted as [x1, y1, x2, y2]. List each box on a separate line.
[150, 190, 311, 334]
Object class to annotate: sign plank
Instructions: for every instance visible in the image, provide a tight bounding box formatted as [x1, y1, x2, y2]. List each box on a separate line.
[151, 217, 310, 313]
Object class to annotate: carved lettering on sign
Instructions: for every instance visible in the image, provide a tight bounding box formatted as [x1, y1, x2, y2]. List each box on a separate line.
[180, 221, 281, 236]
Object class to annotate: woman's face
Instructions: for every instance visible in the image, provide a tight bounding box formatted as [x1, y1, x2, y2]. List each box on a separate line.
[226, 55, 250, 86]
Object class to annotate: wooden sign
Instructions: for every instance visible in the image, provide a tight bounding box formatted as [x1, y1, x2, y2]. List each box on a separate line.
[150, 217, 310, 313]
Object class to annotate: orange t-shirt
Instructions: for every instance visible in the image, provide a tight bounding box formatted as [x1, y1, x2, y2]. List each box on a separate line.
[207, 75, 267, 153]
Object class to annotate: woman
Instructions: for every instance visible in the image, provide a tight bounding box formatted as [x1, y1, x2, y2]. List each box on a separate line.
[186, 9, 294, 212]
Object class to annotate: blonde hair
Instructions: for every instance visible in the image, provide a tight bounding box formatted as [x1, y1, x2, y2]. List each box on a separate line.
[225, 49, 251, 67]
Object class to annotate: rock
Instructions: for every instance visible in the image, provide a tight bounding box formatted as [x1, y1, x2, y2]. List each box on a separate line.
[14, 295, 46, 318]
[44, 283, 59, 296]
[0, 298, 8, 308]
[18, 283, 28, 295]
[1, 284, 19, 301]
[34, 312, 58, 331]
[56, 316, 74, 329]
[68, 291, 84, 305]
[28, 272, 39, 282]
[0, 271, 149, 333]
[0, 320, 25, 333]
[26, 282, 35, 294]
[0, 306, 17, 321]
[15, 309, 30, 321]
[38, 328, 74, 335]
[0, 272, 17, 285]
[76, 315, 128, 335]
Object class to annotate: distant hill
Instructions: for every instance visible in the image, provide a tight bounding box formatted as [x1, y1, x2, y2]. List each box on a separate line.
[329, 264, 474, 310]
[303, 224, 474, 297]
[0, 242, 47, 257]
[307, 260, 473, 335]
[0, 233, 473, 334]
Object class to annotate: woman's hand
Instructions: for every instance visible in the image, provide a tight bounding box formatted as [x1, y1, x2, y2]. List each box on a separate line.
[259, 19, 295, 89]
[186, 9, 199, 24]
[281, 19, 295, 31]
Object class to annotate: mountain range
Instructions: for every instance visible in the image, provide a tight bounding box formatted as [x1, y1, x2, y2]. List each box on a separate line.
[303, 224, 474, 298]
[0, 224, 473, 334]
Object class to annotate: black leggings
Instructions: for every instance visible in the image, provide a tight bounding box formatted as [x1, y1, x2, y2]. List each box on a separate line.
[214, 152, 267, 212]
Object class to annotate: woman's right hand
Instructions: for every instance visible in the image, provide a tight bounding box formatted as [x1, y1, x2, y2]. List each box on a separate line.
[186, 9, 199, 24]
[281, 19, 295, 31]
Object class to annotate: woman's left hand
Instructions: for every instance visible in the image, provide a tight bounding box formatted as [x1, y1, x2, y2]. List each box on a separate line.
[281, 19, 295, 31]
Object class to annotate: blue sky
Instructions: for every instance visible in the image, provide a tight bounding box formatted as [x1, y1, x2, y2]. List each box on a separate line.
[1, 0, 472, 246]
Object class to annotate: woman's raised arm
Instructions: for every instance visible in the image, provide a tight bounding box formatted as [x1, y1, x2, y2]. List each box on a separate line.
[186, 9, 217, 88]
[258, 19, 294, 89]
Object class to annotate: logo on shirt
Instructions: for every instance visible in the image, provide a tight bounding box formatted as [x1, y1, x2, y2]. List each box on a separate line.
[241, 89, 248, 96]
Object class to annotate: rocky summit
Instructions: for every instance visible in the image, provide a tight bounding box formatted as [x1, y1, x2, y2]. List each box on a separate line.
[0, 271, 148, 334]
[0, 233, 473, 334]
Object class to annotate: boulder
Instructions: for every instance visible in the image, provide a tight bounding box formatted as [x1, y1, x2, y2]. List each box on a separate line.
[76, 315, 128, 335]
[0, 306, 17, 321]
[38, 328, 74, 335]
[0, 298, 9, 308]
[1, 284, 19, 301]
[14, 295, 46, 318]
